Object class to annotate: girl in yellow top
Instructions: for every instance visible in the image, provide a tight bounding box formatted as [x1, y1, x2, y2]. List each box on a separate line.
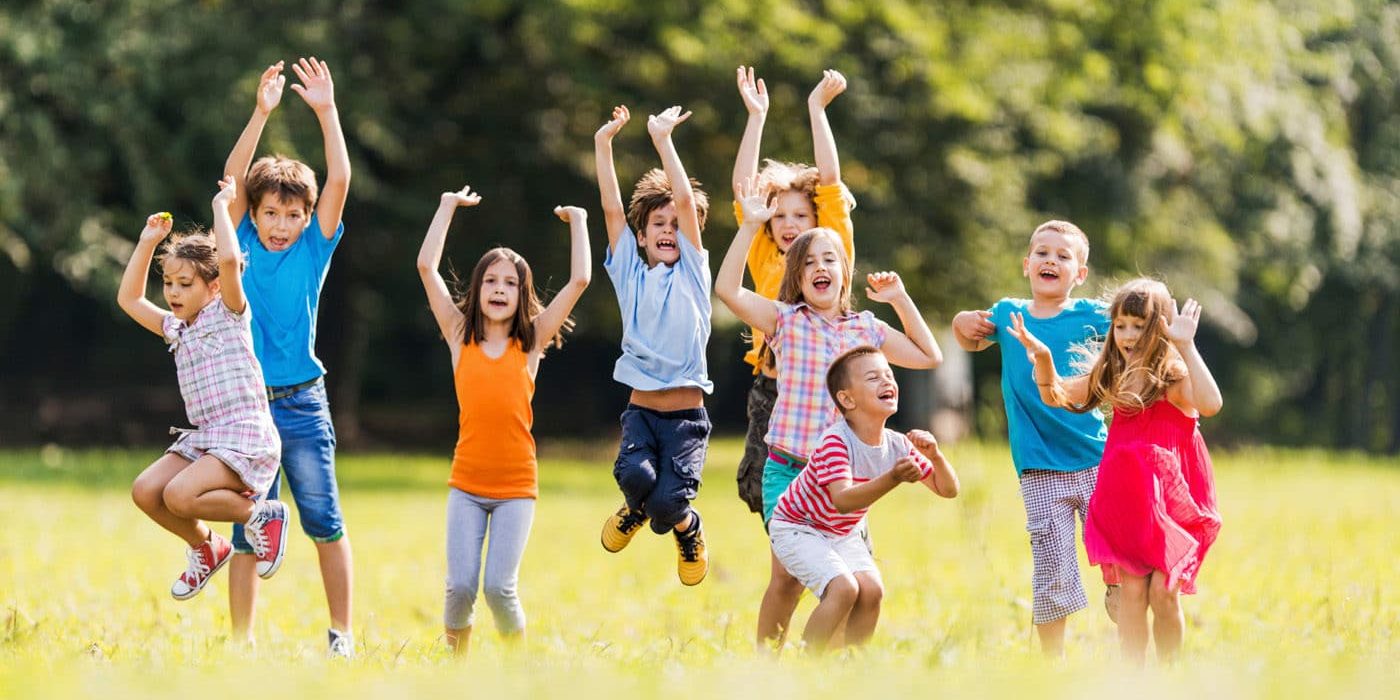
[416, 184, 591, 656]
[732, 66, 858, 650]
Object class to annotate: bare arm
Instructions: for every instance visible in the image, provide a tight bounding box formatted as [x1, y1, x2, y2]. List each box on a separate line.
[211, 177, 247, 314]
[647, 106, 703, 251]
[951, 309, 996, 352]
[117, 214, 174, 337]
[907, 430, 959, 498]
[533, 206, 593, 354]
[290, 57, 350, 239]
[716, 178, 780, 335]
[808, 69, 847, 186]
[1164, 299, 1223, 416]
[224, 62, 285, 224]
[866, 272, 942, 369]
[416, 186, 478, 363]
[732, 66, 768, 198]
[593, 106, 630, 252]
[1007, 312, 1091, 408]
[827, 457, 924, 513]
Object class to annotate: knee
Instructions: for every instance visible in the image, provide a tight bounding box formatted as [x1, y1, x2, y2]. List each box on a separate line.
[1148, 579, 1179, 613]
[821, 575, 859, 609]
[856, 579, 884, 608]
[131, 475, 163, 513]
[482, 580, 517, 608]
[1120, 577, 1150, 609]
[161, 481, 194, 519]
[614, 458, 658, 497]
[645, 491, 689, 533]
[444, 577, 478, 609]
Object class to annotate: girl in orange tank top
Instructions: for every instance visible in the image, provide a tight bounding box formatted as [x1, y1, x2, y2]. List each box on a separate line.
[416, 184, 591, 656]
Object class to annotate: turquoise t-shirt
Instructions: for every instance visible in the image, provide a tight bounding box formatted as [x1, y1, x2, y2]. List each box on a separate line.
[988, 298, 1109, 475]
[236, 212, 344, 387]
[602, 228, 713, 393]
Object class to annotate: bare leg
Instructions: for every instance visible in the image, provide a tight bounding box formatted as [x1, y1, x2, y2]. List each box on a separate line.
[843, 570, 884, 647]
[445, 625, 472, 657]
[1117, 571, 1151, 665]
[162, 455, 256, 524]
[1035, 617, 1068, 657]
[315, 537, 354, 634]
[228, 556, 260, 642]
[131, 453, 209, 547]
[801, 574, 858, 651]
[756, 550, 804, 652]
[1147, 571, 1184, 662]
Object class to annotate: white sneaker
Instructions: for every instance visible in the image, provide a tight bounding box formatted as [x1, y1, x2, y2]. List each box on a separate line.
[328, 628, 354, 659]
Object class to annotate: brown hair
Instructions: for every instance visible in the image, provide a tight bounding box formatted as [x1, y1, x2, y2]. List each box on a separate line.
[626, 168, 710, 250]
[157, 228, 220, 283]
[1062, 278, 1186, 414]
[777, 227, 854, 314]
[826, 345, 884, 413]
[452, 247, 571, 352]
[754, 159, 856, 241]
[246, 155, 319, 213]
[1029, 220, 1091, 264]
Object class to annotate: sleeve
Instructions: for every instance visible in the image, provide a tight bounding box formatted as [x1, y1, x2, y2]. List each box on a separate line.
[675, 228, 712, 293]
[161, 314, 182, 345]
[814, 183, 854, 266]
[810, 435, 854, 487]
[235, 212, 257, 251]
[1087, 298, 1110, 335]
[303, 213, 344, 270]
[766, 301, 795, 355]
[908, 443, 935, 480]
[861, 310, 889, 349]
[604, 225, 639, 306]
[987, 298, 1012, 345]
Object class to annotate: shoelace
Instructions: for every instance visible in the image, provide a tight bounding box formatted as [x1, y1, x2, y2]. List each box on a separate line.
[245, 508, 271, 559]
[618, 509, 646, 534]
[184, 546, 212, 583]
[677, 529, 701, 562]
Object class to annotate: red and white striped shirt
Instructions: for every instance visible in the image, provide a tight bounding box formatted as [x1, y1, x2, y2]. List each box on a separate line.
[772, 421, 933, 537]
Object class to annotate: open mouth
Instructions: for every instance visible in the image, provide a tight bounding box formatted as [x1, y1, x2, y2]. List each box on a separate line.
[488, 299, 509, 309]
[170, 303, 184, 313]
[877, 388, 897, 401]
[779, 232, 797, 247]
[268, 235, 290, 248]
[656, 238, 676, 252]
[1038, 268, 1060, 281]
[811, 274, 832, 292]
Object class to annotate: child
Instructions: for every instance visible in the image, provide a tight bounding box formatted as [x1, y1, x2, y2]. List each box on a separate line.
[769, 346, 959, 651]
[716, 178, 943, 649]
[1008, 279, 1222, 663]
[593, 104, 713, 585]
[117, 180, 290, 603]
[949, 219, 1112, 656]
[415, 184, 590, 655]
[220, 58, 355, 656]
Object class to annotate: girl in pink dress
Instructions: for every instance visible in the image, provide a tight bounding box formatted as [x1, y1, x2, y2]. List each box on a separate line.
[1007, 278, 1223, 664]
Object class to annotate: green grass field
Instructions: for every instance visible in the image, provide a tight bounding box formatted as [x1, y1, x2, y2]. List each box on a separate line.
[1, 440, 1396, 698]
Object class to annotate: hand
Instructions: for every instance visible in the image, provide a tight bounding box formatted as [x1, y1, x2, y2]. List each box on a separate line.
[1007, 312, 1053, 366]
[289, 57, 336, 114]
[140, 212, 174, 244]
[864, 271, 907, 304]
[255, 61, 286, 114]
[736, 176, 776, 224]
[647, 105, 692, 142]
[441, 185, 482, 209]
[907, 429, 939, 455]
[953, 310, 996, 341]
[1162, 298, 1202, 347]
[212, 176, 237, 209]
[808, 69, 848, 109]
[595, 105, 630, 142]
[890, 456, 923, 484]
[554, 205, 586, 223]
[737, 65, 769, 115]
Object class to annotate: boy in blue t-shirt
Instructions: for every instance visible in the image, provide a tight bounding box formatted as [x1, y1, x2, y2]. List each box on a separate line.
[593, 104, 713, 586]
[219, 59, 354, 657]
[951, 220, 1113, 657]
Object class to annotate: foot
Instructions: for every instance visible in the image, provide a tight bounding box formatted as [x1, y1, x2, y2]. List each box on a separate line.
[244, 499, 290, 579]
[328, 628, 354, 659]
[1105, 584, 1121, 624]
[674, 514, 708, 586]
[171, 533, 233, 600]
[601, 504, 649, 553]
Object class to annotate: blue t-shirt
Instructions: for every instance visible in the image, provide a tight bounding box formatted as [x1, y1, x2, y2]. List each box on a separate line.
[603, 228, 713, 393]
[988, 298, 1109, 475]
[236, 212, 343, 387]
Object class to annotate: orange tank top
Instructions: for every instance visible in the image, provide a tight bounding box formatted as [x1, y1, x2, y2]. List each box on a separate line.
[449, 339, 538, 499]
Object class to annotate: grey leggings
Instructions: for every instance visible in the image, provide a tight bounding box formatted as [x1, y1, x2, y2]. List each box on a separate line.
[444, 488, 535, 633]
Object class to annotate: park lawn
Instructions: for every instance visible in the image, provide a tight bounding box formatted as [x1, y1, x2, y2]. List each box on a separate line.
[0, 440, 1395, 698]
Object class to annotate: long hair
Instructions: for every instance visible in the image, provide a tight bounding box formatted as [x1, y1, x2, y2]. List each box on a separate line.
[776, 228, 854, 315]
[452, 247, 571, 352]
[157, 228, 220, 282]
[1064, 278, 1186, 414]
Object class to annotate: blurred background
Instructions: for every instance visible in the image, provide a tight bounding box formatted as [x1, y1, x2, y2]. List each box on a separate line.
[0, 0, 1395, 454]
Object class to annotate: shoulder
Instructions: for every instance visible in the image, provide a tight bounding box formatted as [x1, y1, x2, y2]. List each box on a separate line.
[306, 212, 344, 245]
[604, 225, 640, 271]
[988, 298, 1024, 321]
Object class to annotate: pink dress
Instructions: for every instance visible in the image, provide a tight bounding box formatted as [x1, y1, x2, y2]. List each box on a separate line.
[1084, 399, 1221, 594]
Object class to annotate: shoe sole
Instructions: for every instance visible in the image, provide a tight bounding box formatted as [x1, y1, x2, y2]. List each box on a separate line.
[256, 507, 290, 580]
[171, 546, 233, 601]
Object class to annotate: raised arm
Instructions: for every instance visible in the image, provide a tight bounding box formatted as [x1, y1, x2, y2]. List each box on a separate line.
[866, 272, 942, 369]
[117, 213, 174, 337]
[593, 105, 631, 252]
[1164, 299, 1223, 417]
[1007, 312, 1090, 408]
[907, 430, 959, 498]
[716, 178, 780, 335]
[647, 106, 703, 251]
[951, 309, 997, 352]
[732, 66, 769, 198]
[827, 456, 924, 514]
[532, 205, 593, 354]
[808, 69, 847, 186]
[224, 61, 285, 224]
[290, 57, 350, 239]
[211, 177, 247, 314]
[416, 186, 478, 362]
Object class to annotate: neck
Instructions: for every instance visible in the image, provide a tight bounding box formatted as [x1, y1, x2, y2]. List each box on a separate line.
[1029, 292, 1073, 316]
[843, 409, 887, 446]
[482, 318, 512, 343]
[807, 299, 842, 320]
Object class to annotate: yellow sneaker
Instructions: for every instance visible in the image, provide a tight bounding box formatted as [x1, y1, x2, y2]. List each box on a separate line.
[601, 504, 649, 553]
[674, 515, 708, 586]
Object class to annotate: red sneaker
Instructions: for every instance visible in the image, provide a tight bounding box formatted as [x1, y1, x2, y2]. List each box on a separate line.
[171, 533, 233, 600]
[245, 500, 290, 579]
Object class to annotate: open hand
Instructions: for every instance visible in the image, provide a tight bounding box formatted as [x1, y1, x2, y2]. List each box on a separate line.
[1007, 312, 1053, 366]
[864, 271, 906, 304]
[289, 57, 336, 114]
[140, 212, 174, 244]
[554, 205, 586, 223]
[255, 61, 286, 114]
[595, 105, 630, 142]
[441, 185, 482, 208]
[890, 456, 923, 483]
[647, 105, 692, 142]
[953, 310, 996, 342]
[737, 65, 769, 115]
[736, 176, 776, 224]
[1162, 298, 1202, 347]
[213, 176, 237, 208]
[808, 69, 848, 109]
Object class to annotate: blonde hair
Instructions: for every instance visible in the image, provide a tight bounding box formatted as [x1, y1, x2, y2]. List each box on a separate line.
[754, 159, 855, 240]
[1029, 220, 1091, 264]
[1060, 278, 1186, 414]
[246, 155, 318, 212]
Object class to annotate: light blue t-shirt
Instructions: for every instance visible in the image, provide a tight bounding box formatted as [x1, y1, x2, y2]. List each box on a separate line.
[603, 228, 713, 393]
[236, 211, 344, 387]
[988, 298, 1109, 475]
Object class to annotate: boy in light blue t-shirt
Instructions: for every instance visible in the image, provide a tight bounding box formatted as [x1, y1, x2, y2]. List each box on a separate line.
[951, 220, 1113, 657]
[593, 104, 713, 587]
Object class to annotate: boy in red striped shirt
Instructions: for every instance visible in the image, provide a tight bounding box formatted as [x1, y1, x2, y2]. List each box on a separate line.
[769, 346, 960, 651]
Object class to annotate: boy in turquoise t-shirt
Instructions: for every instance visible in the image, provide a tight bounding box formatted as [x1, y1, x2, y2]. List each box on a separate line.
[951, 220, 1112, 657]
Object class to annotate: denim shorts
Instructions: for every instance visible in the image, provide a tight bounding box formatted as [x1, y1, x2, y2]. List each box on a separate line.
[232, 378, 345, 553]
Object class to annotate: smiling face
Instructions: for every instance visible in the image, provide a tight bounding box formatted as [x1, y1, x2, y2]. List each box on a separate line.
[798, 232, 845, 311]
[161, 258, 219, 323]
[477, 257, 522, 324]
[837, 351, 900, 418]
[1022, 229, 1089, 301]
[636, 200, 681, 267]
[252, 194, 313, 252]
[768, 189, 816, 253]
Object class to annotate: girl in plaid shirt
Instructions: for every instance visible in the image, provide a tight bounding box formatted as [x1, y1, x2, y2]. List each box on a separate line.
[715, 178, 944, 651]
[117, 178, 289, 604]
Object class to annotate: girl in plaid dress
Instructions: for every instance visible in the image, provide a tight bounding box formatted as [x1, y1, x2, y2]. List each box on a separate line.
[715, 178, 944, 651]
[1008, 279, 1223, 664]
[117, 178, 290, 603]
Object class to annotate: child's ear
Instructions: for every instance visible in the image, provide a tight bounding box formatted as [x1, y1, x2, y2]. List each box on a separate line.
[1021, 256, 1031, 278]
[837, 388, 856, 411]
[209, 278, 222, 295]
[1075, 264, 1089, 285]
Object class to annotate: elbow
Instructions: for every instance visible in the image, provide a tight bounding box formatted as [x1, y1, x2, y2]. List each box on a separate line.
[416, 258, 435, 276]
[939, 477, 960, 499]
[832, 500, 857, 515]
[924, 348, 944, 370]
[1199, 397, 1223, 418]
[570, 271, 592, 291]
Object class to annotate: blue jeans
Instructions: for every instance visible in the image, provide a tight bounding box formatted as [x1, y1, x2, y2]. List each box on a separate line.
[232, 379, 345, 552]
[613, 404, 710, 535]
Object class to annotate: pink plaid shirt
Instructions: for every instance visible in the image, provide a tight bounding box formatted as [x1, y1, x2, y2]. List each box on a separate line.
[763, 302, 886, 458]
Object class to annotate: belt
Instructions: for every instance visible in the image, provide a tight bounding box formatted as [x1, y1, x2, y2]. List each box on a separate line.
[767, 447, 807, 468]
[266, 376, 322, 401]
